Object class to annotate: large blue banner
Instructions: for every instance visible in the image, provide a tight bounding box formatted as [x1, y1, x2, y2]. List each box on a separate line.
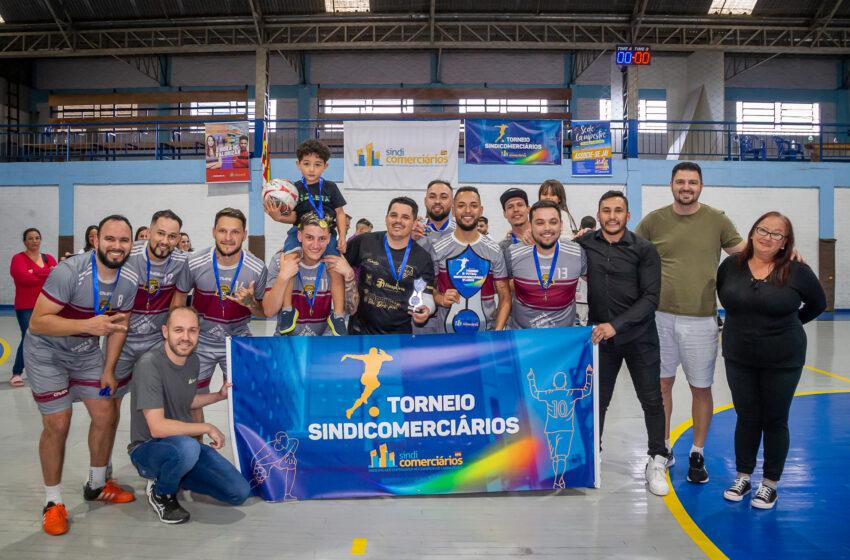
[227, 328, 598, 501]
[571, 120, 613, 176]
[464, 119, 562, 165]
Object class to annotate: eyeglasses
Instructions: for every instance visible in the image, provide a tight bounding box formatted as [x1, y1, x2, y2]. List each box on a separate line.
[754, 226, 786, 241]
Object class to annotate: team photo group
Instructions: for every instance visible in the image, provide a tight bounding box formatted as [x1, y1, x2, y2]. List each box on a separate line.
[9, 138, 826, 536]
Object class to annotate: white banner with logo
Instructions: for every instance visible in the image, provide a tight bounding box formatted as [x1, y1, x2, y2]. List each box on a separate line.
[343, 120, 459, 190]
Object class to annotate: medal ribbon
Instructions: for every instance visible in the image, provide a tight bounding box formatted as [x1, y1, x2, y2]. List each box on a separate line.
[303, 176, 324, 219]
[511, 232, 519, 244]
[384, 234, 412, 285]
[91, 250, 122, 316]
[533, 243, 560, 295]
[427, 220, 449, 233]
[297, 262, 325, 315]
[212, 250, 244, 313]
[145, 246, 172, 308]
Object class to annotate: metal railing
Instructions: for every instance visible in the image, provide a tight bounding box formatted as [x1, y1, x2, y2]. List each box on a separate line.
[1, 118, 847, 163]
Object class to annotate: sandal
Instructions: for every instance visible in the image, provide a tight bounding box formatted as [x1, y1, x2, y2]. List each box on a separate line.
[10, 375, 24, 387]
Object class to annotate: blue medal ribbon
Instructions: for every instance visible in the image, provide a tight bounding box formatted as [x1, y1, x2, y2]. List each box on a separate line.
[91, 250, 122, 316]
[145, 245, 173, 309]
[511, 232, 519, 244]
[297, 262, 325, 316]
[302, 176, 324, 219]
[384, 234, 412, 286]
[427, 219, 449, 233]
[212, 249, 244, 314]
[532, 243, 560, 297]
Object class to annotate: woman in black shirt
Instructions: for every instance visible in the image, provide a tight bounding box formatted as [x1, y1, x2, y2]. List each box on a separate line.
[717, 211, 826, 509]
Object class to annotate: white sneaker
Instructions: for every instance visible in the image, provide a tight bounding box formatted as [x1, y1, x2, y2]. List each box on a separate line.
[645, 455, 670, 496]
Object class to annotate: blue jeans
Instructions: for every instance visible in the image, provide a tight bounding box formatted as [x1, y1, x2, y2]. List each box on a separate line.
[13, 309, 32, 375]
[284, 225, 340, 256]
[130, 435, 250, 505]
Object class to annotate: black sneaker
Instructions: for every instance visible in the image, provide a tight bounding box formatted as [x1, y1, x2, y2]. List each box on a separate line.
[326, 315, 348, 336]
[723, 476, 752, 501]
[146, 480, 190, 524]
[751, 483, 778, 510]
[666, 449, 676, 469]
[687, 452, 709, 483]
[276, 308, 298, 335]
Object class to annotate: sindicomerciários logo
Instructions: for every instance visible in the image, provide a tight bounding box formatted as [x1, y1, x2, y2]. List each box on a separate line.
[355, 143, 449, 167]
[368, 442, 463, 470]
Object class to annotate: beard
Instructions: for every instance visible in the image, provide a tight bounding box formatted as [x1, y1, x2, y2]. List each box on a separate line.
[427, 207, 450, 222]
[456, 218, 478, 232]
[97, 247, 129, 269]
[215, 243, 241, 257]
[535, 238, 557, 250]
[167, 337, 195, 357]
[150, 243, 173, 260]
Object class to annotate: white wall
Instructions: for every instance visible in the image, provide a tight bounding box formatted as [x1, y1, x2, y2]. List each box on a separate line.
[36, 58, 160, 89]
[440, 52, 564, 85]
[835, 188, 850, 307]
[73, 183, 250, 257]
[1, 186, 59, 306]
[641, 185, 820, 278]
[311, 52, 432, 85]
[726, 58, 839, 89]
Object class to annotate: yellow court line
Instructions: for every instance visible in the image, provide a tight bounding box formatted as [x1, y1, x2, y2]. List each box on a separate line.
[351, 538, 367, 555]
[662, 390, 850, 560]
[804, 365, 850, 384]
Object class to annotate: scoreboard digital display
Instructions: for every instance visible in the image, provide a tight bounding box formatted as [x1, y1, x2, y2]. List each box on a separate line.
[615, 45, 651, 65]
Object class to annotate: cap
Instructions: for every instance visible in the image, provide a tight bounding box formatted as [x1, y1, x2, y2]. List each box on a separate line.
[500, 188, 529, 210]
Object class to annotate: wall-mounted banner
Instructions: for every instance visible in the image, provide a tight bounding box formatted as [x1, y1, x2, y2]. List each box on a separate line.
[343, 120, 459, 190]
[571, 121, 613, 176]
[465, 119, 563, 165]
[205, 122, 251, 183]
[227, 328, 599, 501]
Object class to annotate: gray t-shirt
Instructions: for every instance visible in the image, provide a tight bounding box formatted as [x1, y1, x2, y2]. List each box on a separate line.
[266, 250, 331, 336]
[129, 341, 200, 451]
[414, 219, 456, 334]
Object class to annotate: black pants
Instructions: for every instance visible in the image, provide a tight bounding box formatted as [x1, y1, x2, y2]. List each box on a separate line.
[598, 331, 667, 458]
[724, 358, 802, 481]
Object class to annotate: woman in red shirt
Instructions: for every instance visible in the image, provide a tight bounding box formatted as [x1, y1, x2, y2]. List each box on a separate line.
[9, 228, 57, 387]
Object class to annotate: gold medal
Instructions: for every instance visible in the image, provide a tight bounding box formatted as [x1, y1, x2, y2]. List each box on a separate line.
[318, 219, 328, 229]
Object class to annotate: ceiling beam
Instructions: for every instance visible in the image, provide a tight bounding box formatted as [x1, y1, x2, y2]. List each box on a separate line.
[40, 0, 74, 50]
[247, 0, 265, 43]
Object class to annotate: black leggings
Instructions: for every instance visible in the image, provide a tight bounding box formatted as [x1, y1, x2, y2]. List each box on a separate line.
[724, 359, 803, 481]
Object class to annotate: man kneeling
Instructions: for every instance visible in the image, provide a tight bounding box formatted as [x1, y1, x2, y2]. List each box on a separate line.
[128, 306, 250, 523]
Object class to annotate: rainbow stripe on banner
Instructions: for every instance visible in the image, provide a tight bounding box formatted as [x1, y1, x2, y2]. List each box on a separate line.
[227, 328, 599, 501]
[464, 119, 562, 165]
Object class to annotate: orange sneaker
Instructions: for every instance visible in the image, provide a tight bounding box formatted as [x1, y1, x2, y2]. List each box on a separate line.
[83, 480, 136, 503]
[42, 502, 69, 536]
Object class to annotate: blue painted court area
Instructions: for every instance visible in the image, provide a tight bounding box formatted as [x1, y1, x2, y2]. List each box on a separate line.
[671, 392, 850, 559]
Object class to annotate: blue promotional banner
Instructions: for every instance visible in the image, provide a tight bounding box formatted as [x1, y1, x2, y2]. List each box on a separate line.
[571, 120, 613, 176]
[464, 119, 562, 165]
[227, 328, 599, 501]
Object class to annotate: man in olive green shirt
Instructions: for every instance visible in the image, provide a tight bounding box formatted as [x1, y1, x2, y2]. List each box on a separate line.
[636, 162, 745, 485]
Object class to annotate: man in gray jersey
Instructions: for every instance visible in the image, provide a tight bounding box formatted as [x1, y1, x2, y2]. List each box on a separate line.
[412, 180, 455, 334]
[508, 201, 586, 330]
[265, 213, 358, 335]
[188, 208, 267, 400]
[107, 210, 192, 396]
[25, 215, 138, 536]
[431, 186, 511, 332]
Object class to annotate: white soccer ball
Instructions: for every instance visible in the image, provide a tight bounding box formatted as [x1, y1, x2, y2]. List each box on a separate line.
[262, 179, 298, 210]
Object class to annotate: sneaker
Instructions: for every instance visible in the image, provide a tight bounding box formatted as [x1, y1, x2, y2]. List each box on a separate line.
[42, 502, 69, 536]
[723, 476, 752, 502]
[326, 315, 348, 336]
[687, 452, 709, 483]
[644, 455, 670, 496]
[146, 480, 190, 524]
[665, 449, 676, 469]
[83, 480, 136, 503]
[276, 308, 299, 335]
[751, 483, 778, 510]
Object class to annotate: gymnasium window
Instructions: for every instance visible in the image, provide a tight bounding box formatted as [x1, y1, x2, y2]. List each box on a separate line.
[459, 99, 549, 114]
[708, 0, 758, 15]
[598, 99, 668, 132]
[189, 100, 278, 129]
[54, 104, 138, 119]
[319, 99, 414, 131]
[735, 101, 820, 134]
[325, 0, 369, 12]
